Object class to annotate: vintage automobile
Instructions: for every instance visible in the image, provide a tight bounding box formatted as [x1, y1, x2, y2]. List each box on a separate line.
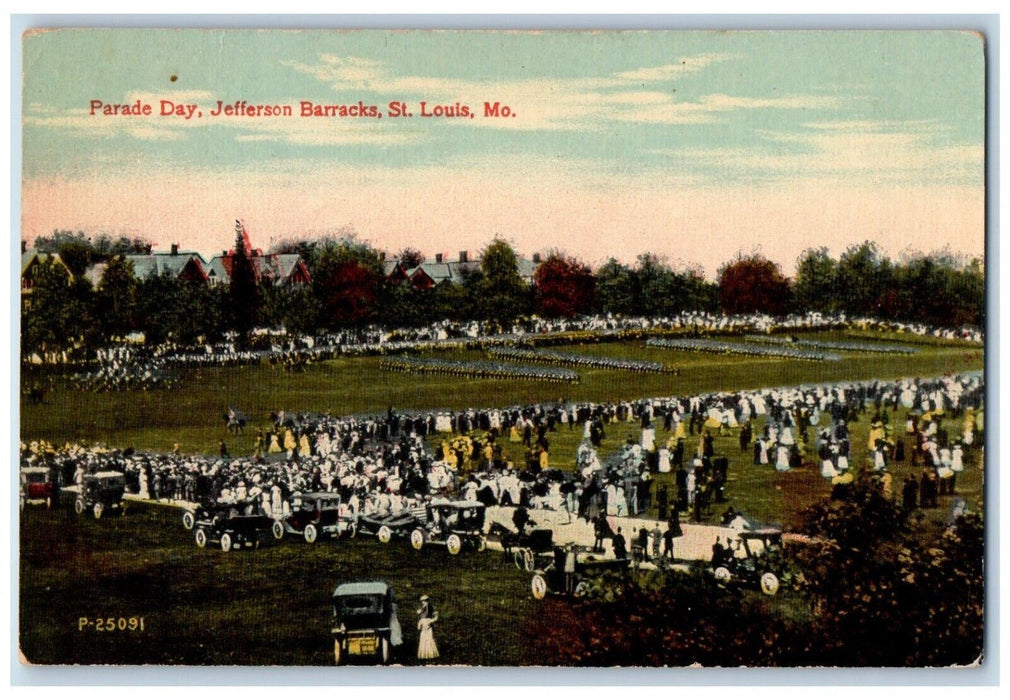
[530, 545, 631, 599]
[409, 500, 487, 555]
[74, 471, 126, 519]
[193, 510, 276, 552]
[357, 509, 423, 544]
[709, 528, 793, 596]
[181, 501, 237, 531]
[272, 492, 357, 543]
[20, 467, 59, 508]
[331, 581, 403, 665]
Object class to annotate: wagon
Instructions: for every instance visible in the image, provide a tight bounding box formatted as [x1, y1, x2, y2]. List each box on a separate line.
[530, 546, 631, 600]
[409, 500, 486, 555]
[74, 471, 126, 519]
[272, 492, 357, 543]
[331, 581, 403, 665]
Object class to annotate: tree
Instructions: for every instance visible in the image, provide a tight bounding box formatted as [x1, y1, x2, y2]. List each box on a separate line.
[793, 247, 838, 313]
[793, 475, 984, 665]
[835, 241, 889, 317]
[533, 251, 595, 318]
[311, 238, 384, 329]
[634, 253, 678, 316]
[228, 220, 261, 345]
[396, 247, 425, 269]
[594, 258, 637, 316]
[95, 256, 139, 341]
[478, 239, 531, 326]
[21, 257, 95, 363]
[717, 253, 791, 315]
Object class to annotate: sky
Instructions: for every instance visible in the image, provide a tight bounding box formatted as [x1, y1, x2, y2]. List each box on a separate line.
[21, 29, 985, 278]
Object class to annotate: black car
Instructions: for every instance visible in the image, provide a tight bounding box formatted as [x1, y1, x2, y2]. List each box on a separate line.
[357, 509, 423, 544]
[182, 501, 236, 531]
[193, 510, 275, 552]
[331, 581, 403, 665]
[409, 500, 487, 555]
[272, 492, 357, 543]
[74, 471, 126, 519]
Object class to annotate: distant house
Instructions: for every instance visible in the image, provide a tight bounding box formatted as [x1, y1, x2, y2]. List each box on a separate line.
[206, 222, 311, 288]
[384, 250, 540, 289]
[21, 248, 73, 308]
[122, 244, 209, 284]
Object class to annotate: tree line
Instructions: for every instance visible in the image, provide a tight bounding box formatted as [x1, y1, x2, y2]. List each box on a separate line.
[22, 228, 984, 360]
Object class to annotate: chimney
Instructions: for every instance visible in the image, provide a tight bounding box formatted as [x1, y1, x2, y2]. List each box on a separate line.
[459, 250, 469, 263]
[171, 243, 179, 256]
[435, 253, 444, 264]
[223, 250, 228, 257]
[21, 240, 27, 254]
[532, 252, 541, 264]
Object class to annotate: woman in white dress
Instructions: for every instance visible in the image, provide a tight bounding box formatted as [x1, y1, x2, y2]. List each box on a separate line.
[775, 444, 791, 472]
[417, 596, 439, 663]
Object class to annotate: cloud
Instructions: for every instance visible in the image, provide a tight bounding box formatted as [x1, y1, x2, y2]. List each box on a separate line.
[280, 53, 841, 131]
[614, 53, 733, 81]
[672, 121, 982, 186]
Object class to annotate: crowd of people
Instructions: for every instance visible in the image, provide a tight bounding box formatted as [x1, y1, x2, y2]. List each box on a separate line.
[31, 313, 982, 391]
[22, 368, 984, 557]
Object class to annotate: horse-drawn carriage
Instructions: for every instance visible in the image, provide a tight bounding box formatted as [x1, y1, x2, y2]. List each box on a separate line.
[530, 545, 631, 600]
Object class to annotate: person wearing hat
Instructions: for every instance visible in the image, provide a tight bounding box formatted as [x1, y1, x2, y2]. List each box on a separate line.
[416, 595, 439, 663]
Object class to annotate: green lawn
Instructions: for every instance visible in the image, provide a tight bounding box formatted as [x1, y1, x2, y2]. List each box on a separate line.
[19, 502, 536, 665]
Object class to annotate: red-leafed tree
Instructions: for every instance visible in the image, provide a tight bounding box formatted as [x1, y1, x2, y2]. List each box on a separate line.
[717, 253, 791, 315]
[533, 251, 596, 318]
[311, 237, 384, 328]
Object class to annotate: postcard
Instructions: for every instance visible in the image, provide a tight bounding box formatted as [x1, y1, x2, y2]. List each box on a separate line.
[18, 28, 986, 669]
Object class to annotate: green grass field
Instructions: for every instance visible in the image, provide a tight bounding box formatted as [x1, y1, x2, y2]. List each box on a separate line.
[19, 502, 538, 666]
[18, 331, 985, 665]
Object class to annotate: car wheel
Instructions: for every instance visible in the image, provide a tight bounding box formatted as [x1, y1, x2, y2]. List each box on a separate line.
[522, 549, 535, 572]
[446, 534, 462, 555]
[220, 533, 232, 552]
[182, 511, 195, 530]
[272, 520, 285, 540]
[574, 580, 590, 598]
[74, 499, 84, 515]
[760, 572, 781, 596]
[333, 640, 343, 666]
[93, 503, 104, 519]
[476, 538, 487, 553]
[531, 574, 548, 600]
[377, 525, 392, 544]
[410, 528, 425, 551]
[714, 566, 732, 584]
[346, 522, 357, 539]
[195, 529, 207, 548]
[380, 637, 390, 665]
[304, 524, 318, 544]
